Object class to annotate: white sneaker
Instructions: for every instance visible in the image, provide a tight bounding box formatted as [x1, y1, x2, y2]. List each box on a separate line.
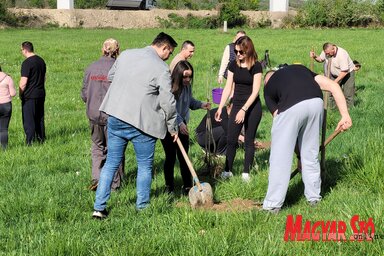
[220, 171, 233, 179]
[242, 173, 251, 182]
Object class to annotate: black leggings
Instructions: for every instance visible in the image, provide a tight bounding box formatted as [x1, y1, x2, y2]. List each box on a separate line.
[160, 132, 192, 190]
[225, 100, 262, 173]
[0, 102, 12, 149]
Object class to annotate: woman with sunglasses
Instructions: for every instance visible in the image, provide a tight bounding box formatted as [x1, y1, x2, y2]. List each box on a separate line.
[161, 60, 210, 195]
[215, 36, 263, 182]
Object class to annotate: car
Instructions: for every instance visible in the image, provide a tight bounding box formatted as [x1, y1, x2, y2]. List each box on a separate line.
[106, 0, 156, 10]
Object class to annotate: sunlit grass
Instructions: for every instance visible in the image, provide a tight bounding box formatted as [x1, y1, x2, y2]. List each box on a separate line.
[0, 28, 383, 255]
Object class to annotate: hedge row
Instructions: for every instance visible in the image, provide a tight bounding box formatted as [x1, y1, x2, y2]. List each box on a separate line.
[1, 0, 384, 28]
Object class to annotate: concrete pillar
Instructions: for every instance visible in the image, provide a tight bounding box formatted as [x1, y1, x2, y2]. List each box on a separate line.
[57, 0, 74, 9]
[269, 0, 288, 12]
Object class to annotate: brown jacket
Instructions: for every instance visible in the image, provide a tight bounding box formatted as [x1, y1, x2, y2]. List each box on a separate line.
[81, 56, 115, 125]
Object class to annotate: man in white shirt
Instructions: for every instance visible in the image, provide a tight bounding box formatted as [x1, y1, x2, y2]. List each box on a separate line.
[310, 43, 356, 108]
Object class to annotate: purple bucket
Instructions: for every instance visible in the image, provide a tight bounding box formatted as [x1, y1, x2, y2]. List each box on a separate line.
[212, 88, 223, 104]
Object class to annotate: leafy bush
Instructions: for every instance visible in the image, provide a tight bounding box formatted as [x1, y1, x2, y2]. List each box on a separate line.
[157, 0, 259, 11]
[238, 0, 260, 11]
[293, 0, 380, 27]
[375, 0, 384, 22]
[156, 0, 249, 28]
[156, 12, 218, 28]
[2, 0, 16, 8]
[156, 1, 248, 29]
[218, 1, 247, 28]
[75, 0, 106, 9]
[0, 2, 18, 26]
[157, 0, 218, 10]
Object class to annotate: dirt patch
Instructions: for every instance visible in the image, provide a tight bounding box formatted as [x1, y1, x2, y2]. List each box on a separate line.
[177, 198, 263, 212]
[7, 8, 295, 28]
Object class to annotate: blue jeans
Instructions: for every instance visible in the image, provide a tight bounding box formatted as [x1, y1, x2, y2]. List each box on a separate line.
[94, 116, 156, 210]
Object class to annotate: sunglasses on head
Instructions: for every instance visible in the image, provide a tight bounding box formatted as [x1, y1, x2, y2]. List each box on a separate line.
[234, 49, 245, 55]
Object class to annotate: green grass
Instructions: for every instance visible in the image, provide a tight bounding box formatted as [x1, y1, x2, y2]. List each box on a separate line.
[0, 28, 383, 255]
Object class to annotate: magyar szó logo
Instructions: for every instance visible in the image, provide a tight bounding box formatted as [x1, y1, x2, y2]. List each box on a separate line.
[284, 215, 378, 241]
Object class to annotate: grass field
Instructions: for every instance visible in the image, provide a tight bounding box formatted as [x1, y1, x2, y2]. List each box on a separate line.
[0, 28, 383, 255]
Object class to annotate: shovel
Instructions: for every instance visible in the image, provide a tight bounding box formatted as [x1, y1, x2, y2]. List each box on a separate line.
[176, 138, 214, 208]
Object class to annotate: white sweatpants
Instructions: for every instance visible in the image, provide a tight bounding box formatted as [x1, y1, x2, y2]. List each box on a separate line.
[263, 98, 323, 209]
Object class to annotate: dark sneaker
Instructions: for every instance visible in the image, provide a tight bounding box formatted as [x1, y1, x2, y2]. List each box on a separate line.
[92, 209, 108, 219]
[164, 185, 174, 194]
[182, 186, 191, 196]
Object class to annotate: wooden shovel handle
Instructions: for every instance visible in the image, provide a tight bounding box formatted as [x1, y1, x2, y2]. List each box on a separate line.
[310, 46, 314, 71]
[176, 138, 203, 191]
[324, 128, 342, 147]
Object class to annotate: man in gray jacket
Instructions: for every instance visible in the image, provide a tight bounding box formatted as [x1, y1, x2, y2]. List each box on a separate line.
[93, 32, 178, 218]
[81, 38, 124, 191]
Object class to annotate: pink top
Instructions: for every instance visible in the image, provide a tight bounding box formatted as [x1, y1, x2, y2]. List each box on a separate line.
[0, 72, 16, 104]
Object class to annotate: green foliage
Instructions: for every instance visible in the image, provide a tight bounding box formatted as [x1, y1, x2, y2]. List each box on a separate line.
[2, 0, 16, 8]
[238, 0, 260, 11]
[0, 28, 383, 255]
[75, 0, 107, 9]
[0, 28, 384, 255]
[3, 0, 106, 8]
[156, 1, 249, 29]
[0, 4, 59, 28]
[5, 0, 260, 10]
[375, 0, 384, 22]
[157, 0, 219, 10]
[30, 0, 44, 8]
[156, 0, 259, 10]
[0, 2, 18, 26]
[157, 12, 218, 28]
[379, 0, 384, 12]
[293, 0, 380, 27]
[218, 1, 248, 28]
[3, 0, 50, 8]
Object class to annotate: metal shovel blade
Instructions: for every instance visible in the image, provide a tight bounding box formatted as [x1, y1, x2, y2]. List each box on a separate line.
[188, 182, 214, 208]
[176, 138, 214, 209]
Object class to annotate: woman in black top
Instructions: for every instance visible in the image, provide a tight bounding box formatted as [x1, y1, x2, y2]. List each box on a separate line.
[215, 36, 263, 182]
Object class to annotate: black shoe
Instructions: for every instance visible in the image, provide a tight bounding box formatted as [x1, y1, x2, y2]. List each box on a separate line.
[164, 185, 174, 194]
[182, 186, 191, 196]
[92, 209, 108, 219]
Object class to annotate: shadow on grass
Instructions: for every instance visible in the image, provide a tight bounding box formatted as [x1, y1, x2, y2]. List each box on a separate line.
[284, 154, 363, 207]
[255, 148, 270, 170]
[49, 124, 89, 141]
